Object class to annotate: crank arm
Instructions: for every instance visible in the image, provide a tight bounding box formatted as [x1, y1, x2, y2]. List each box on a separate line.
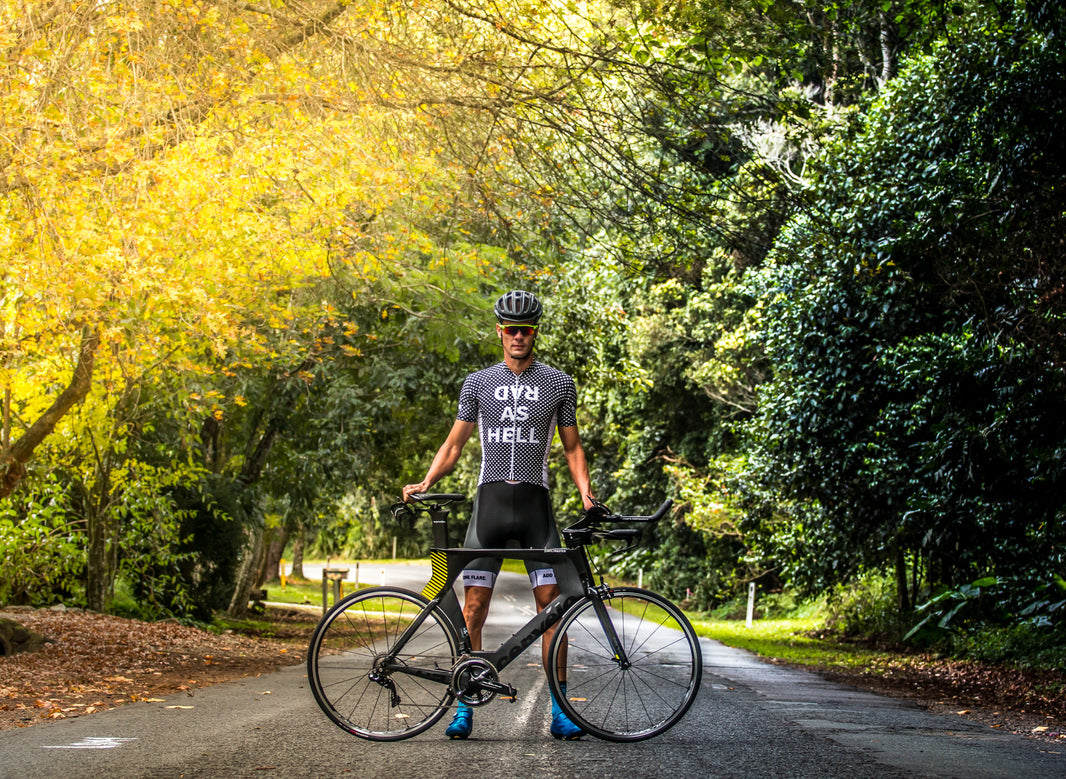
[476, 679, 517, 698]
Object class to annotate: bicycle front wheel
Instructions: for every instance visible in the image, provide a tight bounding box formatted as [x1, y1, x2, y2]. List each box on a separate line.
[548, 587, 702, 742]
[307, 587, 459, 741]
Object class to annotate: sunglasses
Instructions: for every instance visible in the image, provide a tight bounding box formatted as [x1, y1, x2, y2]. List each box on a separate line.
[500, 325, 538, 337]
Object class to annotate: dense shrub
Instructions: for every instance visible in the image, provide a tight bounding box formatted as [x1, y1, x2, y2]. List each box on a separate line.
[0, 476, 85, 607]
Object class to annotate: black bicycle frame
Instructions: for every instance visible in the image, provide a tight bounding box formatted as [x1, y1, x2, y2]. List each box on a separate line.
[381, 502, 628, 687]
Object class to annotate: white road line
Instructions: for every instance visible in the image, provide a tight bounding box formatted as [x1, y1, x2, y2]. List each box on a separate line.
[512, 673, 546, 731]
[42, 737, 138, 750]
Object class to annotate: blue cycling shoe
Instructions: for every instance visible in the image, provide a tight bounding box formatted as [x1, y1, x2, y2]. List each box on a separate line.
[550, 711, 586, 740]
[445, 704, 472, 739]
[549, 684, 585, 740]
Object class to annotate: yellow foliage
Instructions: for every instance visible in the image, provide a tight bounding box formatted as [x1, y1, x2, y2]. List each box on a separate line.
[1, 0, 570, 478]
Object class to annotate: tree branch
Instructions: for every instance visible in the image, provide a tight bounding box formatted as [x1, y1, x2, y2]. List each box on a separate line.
[1, 327, 100, 498]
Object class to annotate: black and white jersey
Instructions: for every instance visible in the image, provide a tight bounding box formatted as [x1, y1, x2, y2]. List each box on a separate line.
[456, 361, 578, 488]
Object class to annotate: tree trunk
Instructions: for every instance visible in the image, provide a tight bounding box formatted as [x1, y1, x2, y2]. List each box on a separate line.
[894, 542, 911, 613]
[1, 328, 99, 498]
[291, 523, 306, 580]
[256, 526, 289, 588]
[227, 524, 266, 618]
[878, 10, 898, 89]
[2, 385, 10, 451]
[225, 412, 282, 616]
[85, 434, 116, 612]
[85, 501, 111, 612]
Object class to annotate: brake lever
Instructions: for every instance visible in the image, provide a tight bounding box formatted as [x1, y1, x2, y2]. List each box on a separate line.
[607, 530, 643, 558]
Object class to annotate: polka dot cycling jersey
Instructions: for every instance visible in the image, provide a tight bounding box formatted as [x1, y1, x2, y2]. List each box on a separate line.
[456, 361, 578, 488]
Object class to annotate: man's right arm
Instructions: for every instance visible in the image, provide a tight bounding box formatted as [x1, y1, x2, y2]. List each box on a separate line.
[402, 419, 476, 501]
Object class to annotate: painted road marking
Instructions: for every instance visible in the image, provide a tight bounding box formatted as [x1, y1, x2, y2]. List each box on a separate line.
[43, 737, 138, 750]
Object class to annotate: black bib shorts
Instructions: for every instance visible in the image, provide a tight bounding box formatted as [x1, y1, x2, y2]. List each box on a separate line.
[461, 480, 561, 589]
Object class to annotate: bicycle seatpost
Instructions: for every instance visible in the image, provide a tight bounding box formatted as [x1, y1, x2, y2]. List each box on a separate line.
[408, 493, 464, 549]
[429, 505, 450, 549]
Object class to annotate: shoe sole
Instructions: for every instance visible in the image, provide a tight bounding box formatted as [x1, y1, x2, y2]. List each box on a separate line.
[551, 731, 586, 740]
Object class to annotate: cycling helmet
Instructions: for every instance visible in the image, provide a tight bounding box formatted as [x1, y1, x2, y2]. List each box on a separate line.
[493, 290, 543, 323]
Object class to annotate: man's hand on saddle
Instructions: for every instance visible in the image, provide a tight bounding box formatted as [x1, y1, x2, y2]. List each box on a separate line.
[402, 482, 429, 502]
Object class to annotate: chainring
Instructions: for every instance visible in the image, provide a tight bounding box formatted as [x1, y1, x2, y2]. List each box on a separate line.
[451, 657, 499, 706]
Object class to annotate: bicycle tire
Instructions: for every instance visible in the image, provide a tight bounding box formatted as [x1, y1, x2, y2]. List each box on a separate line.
[307, 587, 459, 741]
[547, 587, 702, 742]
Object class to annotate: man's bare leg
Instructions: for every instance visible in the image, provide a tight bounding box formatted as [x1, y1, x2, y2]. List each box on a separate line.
[534, 583, 584, 739]
[534, 583, 565, 678]
[462, 584, 493, 651]
[446, 584, 493, 739]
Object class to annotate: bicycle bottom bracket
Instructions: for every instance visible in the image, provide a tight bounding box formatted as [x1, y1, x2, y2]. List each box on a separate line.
[451, 657, 500, 706]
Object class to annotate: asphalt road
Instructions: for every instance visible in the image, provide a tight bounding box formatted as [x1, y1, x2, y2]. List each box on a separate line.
[2, 566, 1064, 778]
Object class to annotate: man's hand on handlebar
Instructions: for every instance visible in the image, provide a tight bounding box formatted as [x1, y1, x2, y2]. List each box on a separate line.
[581, 499, 612, 526]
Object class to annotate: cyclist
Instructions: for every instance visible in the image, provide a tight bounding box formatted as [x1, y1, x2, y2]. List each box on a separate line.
[402, 289, 595, 741]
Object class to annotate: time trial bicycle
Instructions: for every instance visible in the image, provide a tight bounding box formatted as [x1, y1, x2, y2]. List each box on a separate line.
[307, 493, 702, 742]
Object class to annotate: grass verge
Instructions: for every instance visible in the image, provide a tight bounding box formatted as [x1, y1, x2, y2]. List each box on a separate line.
[687, 616, 897, 669]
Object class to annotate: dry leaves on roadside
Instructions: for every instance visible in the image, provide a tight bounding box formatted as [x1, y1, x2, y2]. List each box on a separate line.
[0, 608, 304, 731]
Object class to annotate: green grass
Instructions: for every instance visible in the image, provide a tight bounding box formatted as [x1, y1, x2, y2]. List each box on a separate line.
[210, 615, 279, 635]
[261, 580, 333, 605]
[687, 615, 896, 669]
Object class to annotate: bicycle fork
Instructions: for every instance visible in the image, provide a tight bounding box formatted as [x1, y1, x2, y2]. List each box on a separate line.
[587, 587, 632, 669]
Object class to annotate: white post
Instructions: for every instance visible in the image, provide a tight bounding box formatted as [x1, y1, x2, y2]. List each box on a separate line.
[392, 536, 397, 560]
[638, 569, 643, 589]
[746, 582, 756, 628]
[355, 562, 360, 587]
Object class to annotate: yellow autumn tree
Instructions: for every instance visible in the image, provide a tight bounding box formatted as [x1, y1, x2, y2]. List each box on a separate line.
[3, 0, 626, 615]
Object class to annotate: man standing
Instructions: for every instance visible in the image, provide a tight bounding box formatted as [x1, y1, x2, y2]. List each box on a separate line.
[402, 290, 594, 740]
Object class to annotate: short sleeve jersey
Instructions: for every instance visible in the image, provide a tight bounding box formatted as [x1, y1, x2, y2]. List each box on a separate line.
[456, 361, 578, 488]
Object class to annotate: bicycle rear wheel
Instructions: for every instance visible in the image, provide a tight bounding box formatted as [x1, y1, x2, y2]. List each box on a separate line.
[307, 587, 459, 741]
[548, 587, 702, 742]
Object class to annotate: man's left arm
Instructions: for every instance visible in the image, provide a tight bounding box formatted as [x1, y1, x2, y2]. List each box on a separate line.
[559, 425, 595, 510]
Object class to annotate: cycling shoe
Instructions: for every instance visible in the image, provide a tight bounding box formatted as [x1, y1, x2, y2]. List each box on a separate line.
[445, 705, 472, 739]
[550, 711, 586, 740]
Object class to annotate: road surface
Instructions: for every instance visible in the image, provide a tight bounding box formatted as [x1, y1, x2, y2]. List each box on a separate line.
[2, 566, 1063, 778]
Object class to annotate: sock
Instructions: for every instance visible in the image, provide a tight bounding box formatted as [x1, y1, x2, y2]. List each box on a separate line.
[551, 683, 567, 718]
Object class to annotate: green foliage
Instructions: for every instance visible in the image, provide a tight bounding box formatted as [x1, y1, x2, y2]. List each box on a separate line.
[112, 464, 198, 620]
[825, 573, 914, 641]
[907, 575, 1066, 640]
[948, 622, 1066, 671]
[310, 489, 431, 561]
[0, 476, 86, 607]
[741, 10, 1066, 599]
[898, 575, 1066, 669]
